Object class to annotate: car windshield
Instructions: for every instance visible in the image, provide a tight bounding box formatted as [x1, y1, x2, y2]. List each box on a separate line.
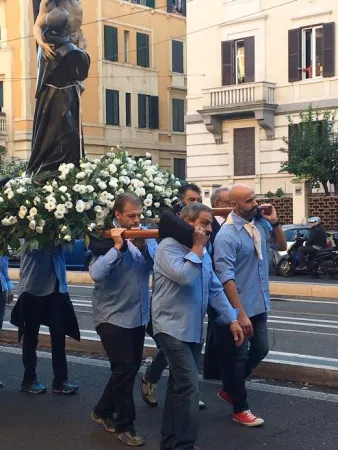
[283, 228, 310, 242]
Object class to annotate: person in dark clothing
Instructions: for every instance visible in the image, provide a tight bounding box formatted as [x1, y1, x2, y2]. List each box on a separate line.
[298, 217, 328, 269]
[172, 183, 202, 215]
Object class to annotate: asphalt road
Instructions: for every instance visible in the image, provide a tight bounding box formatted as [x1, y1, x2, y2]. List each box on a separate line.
[4, 283, 338, 362]
[0, 347, 337, 450]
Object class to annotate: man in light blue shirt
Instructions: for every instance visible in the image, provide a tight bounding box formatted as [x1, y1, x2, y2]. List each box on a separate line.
[10, 247, 80, 395]
[214, 184, 287, 427]
[152, 203, 243, 450]
[90, 193, 157, 447]
[0, 255, 14, 388]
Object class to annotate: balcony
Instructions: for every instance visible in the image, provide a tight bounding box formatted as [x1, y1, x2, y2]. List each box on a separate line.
[199, 82, 277, 142]
[0, 113, 6, 135]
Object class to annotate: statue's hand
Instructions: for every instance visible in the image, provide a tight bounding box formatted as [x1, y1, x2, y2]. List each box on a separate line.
[40, 42, 56, 60]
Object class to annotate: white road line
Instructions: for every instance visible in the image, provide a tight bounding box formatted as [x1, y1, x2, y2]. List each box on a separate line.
[268, 327, 338, 337]
[268, 320, 338, 329]
[1, 346, 338, 403]
[271, 297, 338, 305]
[268, 350, 338, 363]
[269, 315, 338, 324]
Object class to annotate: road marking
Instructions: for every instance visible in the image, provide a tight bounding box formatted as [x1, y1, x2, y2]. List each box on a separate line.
[268, 320, 338, 329]
[272, 310, 338, 319]
[268, 350, 338, 363]
[270, 315, 338, 324]
[271, 297, 338, 305]
[1, 346, 338, 403]
[269, 327, 338, 337]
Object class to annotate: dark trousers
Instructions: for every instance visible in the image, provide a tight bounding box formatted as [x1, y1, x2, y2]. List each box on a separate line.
[156, 333, 203, 450]
[22, 293, 68, 386]
[216, 312, 269, 413]
[298, 245, 318, 266]
[94, 323, 145, 432]
[0, 291, 7, 329]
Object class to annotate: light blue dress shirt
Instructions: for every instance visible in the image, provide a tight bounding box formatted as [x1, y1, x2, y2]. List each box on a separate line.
[151, 238, 238, 344]
[18, 248, 68, 297]
[0, 256, 14, 292]
[214, 213, 275, 318]
[90, 239, 157, 329]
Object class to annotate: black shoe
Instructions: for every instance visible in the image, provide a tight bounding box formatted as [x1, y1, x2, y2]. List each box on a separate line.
[52, 382, 78, 395]
[21, 381, 47, 394]
[199, 400, 207, 410]
[0, 381, 4, 389]
[91, 411, 116, 433]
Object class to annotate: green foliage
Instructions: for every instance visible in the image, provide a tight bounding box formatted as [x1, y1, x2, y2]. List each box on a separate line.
[265, 191, 275, 198]
[280, 105, 338, 195]
[0, 145, 27, 180]
[275, 188, 284, 198]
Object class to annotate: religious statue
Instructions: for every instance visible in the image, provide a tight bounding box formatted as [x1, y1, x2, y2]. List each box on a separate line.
[27, 0, 90, 176]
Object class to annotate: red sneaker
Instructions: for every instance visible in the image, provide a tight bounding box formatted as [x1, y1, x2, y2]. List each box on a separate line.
[217, 389, 234, 407]
[233, 410, 264, 427]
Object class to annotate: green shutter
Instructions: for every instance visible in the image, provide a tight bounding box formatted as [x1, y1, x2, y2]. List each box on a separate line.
[174, 158, 186, 180]
[172, 40, 184, 73]
[137, 33, 150, 68]
[126, 93, 131, 127]
[150, 96, 159, 129]
[138, 94, 147, 128]
[146, 0, 155, 7]
[106, 89, 119, 125]
[0, 82, 3, 108]
[172, 99, 184, 132]
[104, 25, 118, 62]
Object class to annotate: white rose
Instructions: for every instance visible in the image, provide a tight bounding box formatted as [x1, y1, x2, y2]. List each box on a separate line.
[59, 186, 68, 193]
[36, 226, 44, 234]
[72, 184, 81, 192]
[66, 163, 75, 169]
[76, 200, 85, 213]
[144, 198, 153, 207]
[147, 193, 153, 199]
[136, 174, 142, 179]
[121, 169, 128, 176]
[65, 201, 73, 209]
[54, 210, 64, 219]
[146, 152, 152, 158]
[78, 185, 87, 194]
[86, 185, 95, 193]
[109, 179, 118, 189]
[56, 204, 67, 214]
[118, 188, 125, 194]
[113, 158, 121, 165]
[7, 191, 14, 200]
[85, 201, 92, 211]
[16, 187, 26, 195]
[2, 218, 11, 226]
[23, 177, 32, 185]
[61, 225, 68, 234]
[18, 210, 26, 219]
[145, 210, 152, 217]
[98, 181, 107, 190]
[29, 207, 38, 217]
[76, 172, 86, 180]
[45, 203, 55, 212]
[39, 220, 46, 227]
[149, 183, 154, 188]
[94, 205, 102, 213]
[0, 196, 4, 203]
[59, 173, 67, 181]
[42, 185, 53, 193]
[175, 181, 181, 186]
[33, 196, 41, 205]
[154, 202, 160, 208]
[144, 160, 152, 167]
[29, 220, 36, 230]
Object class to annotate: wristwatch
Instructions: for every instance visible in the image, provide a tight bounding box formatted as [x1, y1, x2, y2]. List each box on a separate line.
[271, 220, 280, 228]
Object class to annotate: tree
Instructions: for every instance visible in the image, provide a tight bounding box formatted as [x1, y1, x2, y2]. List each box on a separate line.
[0, 145, 27, 181]
[280, 106, 338, 195]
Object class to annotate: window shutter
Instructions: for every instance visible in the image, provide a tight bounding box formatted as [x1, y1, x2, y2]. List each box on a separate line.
[222, 40, 234, 86]
[172, 40, 184, 73]
[323, 22, 335, 78]
[104, 26, 118, 62]
[106, 90, 119, 125]
[138, 94, 147, 128]
[288, 28, 302, 82]
[172, 99, 184, 132]
[126, 93, 131, 127]
[137, 33, 150, 68]
[150, 96, 159, 129]
[113, 90, 119, 125]
[167, 0, 173, 13]
[146, 0, 155, 7]
[0, 82, 3, 108]
[174, 158, 186, 180]
[234, 127, 255, 176]
[244, 36, 255, 83]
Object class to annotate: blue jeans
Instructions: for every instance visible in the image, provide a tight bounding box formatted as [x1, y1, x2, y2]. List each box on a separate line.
[145, 348, 167, 384]
[156, 333, 203, 450]
[217, 312, 269, 413]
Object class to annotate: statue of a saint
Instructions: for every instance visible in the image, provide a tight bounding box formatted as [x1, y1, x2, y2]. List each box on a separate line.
[27, 0, 90, 177]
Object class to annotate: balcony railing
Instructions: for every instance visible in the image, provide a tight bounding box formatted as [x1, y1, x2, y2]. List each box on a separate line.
[203, 82, 275, 109]
[0, 114, 6, 134]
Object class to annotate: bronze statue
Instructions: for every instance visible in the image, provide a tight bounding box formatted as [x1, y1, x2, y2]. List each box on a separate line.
[27, 0, 90, 176]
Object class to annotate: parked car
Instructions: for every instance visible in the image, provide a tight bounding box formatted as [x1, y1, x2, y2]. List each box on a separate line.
[8, 239, 92, 271]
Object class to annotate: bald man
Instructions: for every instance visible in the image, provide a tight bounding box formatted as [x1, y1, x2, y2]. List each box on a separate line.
[213, 184, 286, 427]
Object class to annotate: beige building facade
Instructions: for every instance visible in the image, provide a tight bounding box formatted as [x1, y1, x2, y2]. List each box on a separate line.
[0, 0, 187, 178]
[186, 0, 338, 200]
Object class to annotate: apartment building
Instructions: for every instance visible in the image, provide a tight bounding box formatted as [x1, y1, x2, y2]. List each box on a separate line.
[186, 0, 337, 199]
[0, 0, 187, 177]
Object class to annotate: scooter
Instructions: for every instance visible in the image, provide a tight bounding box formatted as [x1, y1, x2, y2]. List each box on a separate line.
[277, 236, 338, 278]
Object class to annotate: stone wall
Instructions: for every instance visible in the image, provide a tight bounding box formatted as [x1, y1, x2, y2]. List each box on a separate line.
[308, 196, 338, 230]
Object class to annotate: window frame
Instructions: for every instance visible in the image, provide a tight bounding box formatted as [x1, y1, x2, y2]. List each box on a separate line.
[301, 25, 324, 80]
[172, 98, 185, 133]
[124, 30, 130, 63]
[235, 39, 245, 85]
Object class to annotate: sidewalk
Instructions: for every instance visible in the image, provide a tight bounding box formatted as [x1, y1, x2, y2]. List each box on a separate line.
[0, 347, 337, 450]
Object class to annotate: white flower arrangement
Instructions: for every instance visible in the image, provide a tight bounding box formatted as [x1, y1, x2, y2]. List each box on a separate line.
[0, 148, 181, 254]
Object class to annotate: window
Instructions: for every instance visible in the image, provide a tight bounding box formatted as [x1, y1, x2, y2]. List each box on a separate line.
[172, 40, 184, 74]
[104, 26, 118, 62]
[0, 81, 3, 112]
[172, 98, 184, 132]
[302, 26, 324, 79]
[106, 89, 120, 126]
[221, 37, 255, 86]
[288, 23, 335, 82]
[126, 93, 131, 127]
[124, 30, 129, 63]
[234, 127, 255, 176]
[138, 94, 159, 129]
[137, 32, 150, 68]
[174, 158, 186, 180]
[167, 0, 186, 16]
[132, 0, 155, 6]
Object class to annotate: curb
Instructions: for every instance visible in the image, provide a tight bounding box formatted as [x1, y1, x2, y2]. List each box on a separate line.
[1, 330, 337, 389]
[9, 269, 338, 298]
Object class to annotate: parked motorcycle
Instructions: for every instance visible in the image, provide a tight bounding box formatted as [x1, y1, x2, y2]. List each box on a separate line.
[277, 236, 338, 278]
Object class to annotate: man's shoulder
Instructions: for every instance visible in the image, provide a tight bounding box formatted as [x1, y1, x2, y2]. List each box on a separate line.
[159, 237, 184, 251]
